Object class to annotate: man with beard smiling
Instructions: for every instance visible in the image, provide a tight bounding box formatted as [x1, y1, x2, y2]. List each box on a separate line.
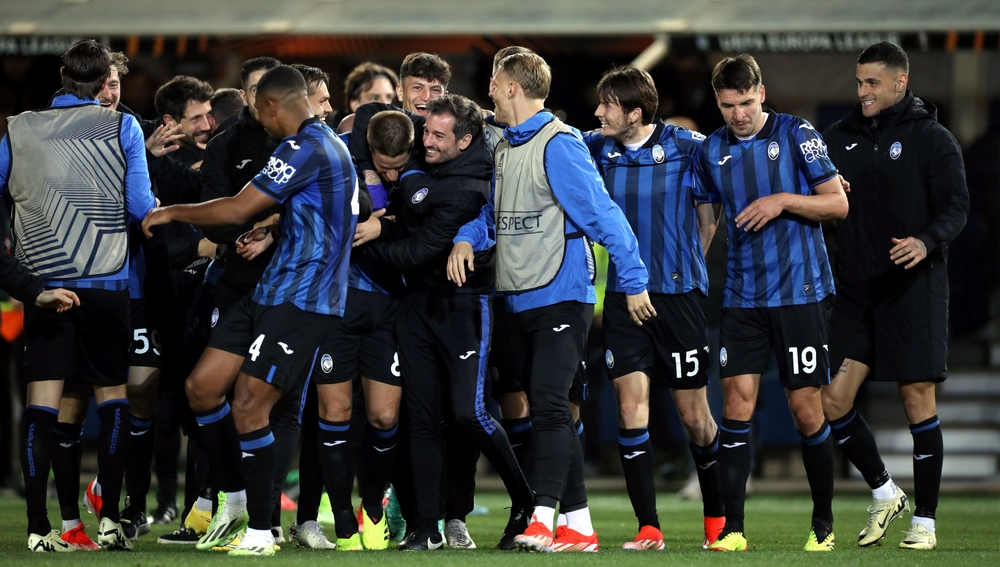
[153, 76, 214, 167]
[359, 97, 534, 552]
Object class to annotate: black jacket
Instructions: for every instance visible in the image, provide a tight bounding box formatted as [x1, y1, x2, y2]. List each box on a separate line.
[0, 245, 43, 304]
[365, 132, 494, 294]
[200, 106, 281, 294]
[823, 91, 969, 295]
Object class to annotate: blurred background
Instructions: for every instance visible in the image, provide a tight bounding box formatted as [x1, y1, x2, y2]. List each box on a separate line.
[0, 0, 998, 494]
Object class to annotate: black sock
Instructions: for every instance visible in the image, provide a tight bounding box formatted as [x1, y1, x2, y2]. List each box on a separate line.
[296, 419, 322, 525]
[691, 431, 725, 518]
[800, 422, 834, 526]
[52, 421, 83, 522]
[194, 402, 244, 493]
[910, 416, 943, 519]
[501, 417, 533, 476]
[239, 426, 276, 531]
[362, 424, 398, 521]
[124, 414, 154, 512]
[96, 398, 130, 523]
[619, 427, 658, 529]
[719, 418, 751, 533]
[22, 405, 58, 535]
[317, 419, 355, 538]
[829, 407, 890, 489]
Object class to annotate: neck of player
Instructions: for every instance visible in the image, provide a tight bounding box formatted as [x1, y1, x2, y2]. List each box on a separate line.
[621, 123, 655, 147]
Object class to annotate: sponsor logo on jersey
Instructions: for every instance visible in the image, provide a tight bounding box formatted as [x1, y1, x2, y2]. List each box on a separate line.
[652, 144, 665, 164]
[718, 155, 732, 165]
[496, 211, 543, 234]
[261, 156, 297, 184]
[321, 354, 333, 374]
[411, 187, 429, 204]
[798, 138, 828, 163]
[236, 159, 252, 169]
[768, 141, 780, 160]
[890, 141, 902, 160]
[846, 143, 858, 150]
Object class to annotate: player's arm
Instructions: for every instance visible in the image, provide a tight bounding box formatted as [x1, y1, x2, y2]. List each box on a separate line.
[697, 202, 722, 256]
[121, 114, 156, 225]
[142, 181, 278, 238]
[735, 175, 847, 232]
[199, 131, 259, 245]
[546, 134, 655, 325]
[447, 187, 496, 286]
[907, 126, 970, 256]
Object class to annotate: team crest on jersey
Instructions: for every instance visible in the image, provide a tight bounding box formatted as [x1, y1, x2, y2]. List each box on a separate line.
[798, 138, 828, 163]
[411, 188, 429, 204]
[652, 144, 665, 164]
[605, 349, 615, 369]
[720, 347, 728, 367]
[210, 308, 219, 328]
[767, 141, 780, 160]
[890, 141, 902, 160]
[320, 354, 334, 374]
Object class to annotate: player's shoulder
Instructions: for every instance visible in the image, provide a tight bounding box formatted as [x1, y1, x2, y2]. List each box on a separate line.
[775, 113, 821, 136]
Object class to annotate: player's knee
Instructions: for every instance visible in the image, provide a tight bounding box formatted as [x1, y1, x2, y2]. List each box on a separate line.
[722, 395, 754, 421]
[367, 407, 398, 430]
[820, 387, 850, 420]
[617, 401, 644, 429]
[184, 376, 215, 412]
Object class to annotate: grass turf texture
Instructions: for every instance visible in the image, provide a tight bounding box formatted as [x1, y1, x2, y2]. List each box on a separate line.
[0, 491, 996, 564]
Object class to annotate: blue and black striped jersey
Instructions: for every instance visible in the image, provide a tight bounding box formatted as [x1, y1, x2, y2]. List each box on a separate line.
[585, 121, 708, 296]
[697, 113, 837, 308]
[250, 118, 359, 316]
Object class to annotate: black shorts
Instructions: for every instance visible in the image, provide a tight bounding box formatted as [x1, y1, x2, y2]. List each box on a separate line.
[719, 301, 830, 389]
[603, 291, 709, 390]
[207, 296, 332, 392]
[491, 307, 588, 404]
[311, 288, 401, 387]
[24, 288, 130, 387]
[830, 265, 949, 383]
[129, 298, 162, 369]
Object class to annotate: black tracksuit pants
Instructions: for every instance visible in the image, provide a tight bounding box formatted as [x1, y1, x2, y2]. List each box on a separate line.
[397, 290, 531, 528]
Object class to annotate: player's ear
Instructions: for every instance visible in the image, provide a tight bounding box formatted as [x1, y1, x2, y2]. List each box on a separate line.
[162, 114, 177, 127]
[457, 133, 472, 151]
[758, 84, 766, 104]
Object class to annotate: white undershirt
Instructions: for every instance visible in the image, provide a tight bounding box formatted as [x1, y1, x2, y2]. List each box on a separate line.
[736, 112, 769, 142]
[624, 128, 655, 151]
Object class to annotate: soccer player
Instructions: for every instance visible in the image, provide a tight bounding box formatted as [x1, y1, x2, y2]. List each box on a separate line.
[154, 75, 214, 162]
[583, 65, 725, 550]
[344, 62, 398, 111]
[1, 39, 156, 552]
[448, 52, 654, 553]
[822, 42, 969, 550]
[141, 64, 360, 556]
[696, 54, 848, 552]
[291, 64, 333, 121]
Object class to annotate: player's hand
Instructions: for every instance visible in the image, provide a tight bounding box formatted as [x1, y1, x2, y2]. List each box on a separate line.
[145, 123, 184, 157]
[626, 290, 656, 326]
[890, 236, 927, 269]
[35, 288, 80, 312]
[838, 172, 851, 193]
[353, 209, 385, 247]
[141, 207, 173, 238]
[735, 194, 786, 232]
[447, 241, 475, 287]
[197, 238, 219, 259]
[236, 229, 274, 260]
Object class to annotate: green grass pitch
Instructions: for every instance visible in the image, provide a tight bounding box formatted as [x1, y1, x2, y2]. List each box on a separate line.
[0, 491, 997, 564]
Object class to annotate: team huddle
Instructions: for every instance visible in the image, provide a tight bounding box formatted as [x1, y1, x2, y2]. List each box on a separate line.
[1, 38, 967, 555]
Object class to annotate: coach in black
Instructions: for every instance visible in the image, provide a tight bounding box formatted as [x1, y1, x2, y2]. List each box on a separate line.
[361, 97, 534, 551]
[822, 42, 968, 551]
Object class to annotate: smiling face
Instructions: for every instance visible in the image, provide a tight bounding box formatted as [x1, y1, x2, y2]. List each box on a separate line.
[307, 80, 333, 121]
[98, 67, 121, 111]
[489, 68, 514, 126]
[856, 62, 907, 118]
[595, 98, 639, 143]
[423, 112, 470, 165]
[716, 84, 766, 138]
[397, 76, 445, 116]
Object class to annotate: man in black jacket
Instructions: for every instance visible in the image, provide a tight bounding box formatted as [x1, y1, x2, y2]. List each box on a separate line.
[821, 42, 969, 551]
[360, 97, 533, 551]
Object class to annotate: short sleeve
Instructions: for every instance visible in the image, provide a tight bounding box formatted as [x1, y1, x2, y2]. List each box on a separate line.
[791, 120, 838, 187]
[251, 138, 318, 203]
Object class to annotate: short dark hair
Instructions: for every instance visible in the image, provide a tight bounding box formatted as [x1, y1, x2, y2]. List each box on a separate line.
[154, 76, 214, 121]
[109, 51, 129, 76]
[368, 110, 414, 157]
[290, 64, 330, 95]
[493, 46, 533, 72]
[255, 65, 308, 105]
[858, 42, 909, 74]
[344, 62, 399, 104]
[61, 39, 111, 98]
[240, 56, 282, 90]
[711, 53, 762, 94]
[497, 52, 550, 100]
[209, 88, 244, 124]
[597, 65, 658, 125]
[425, 94, 483, 142]
[399, 53, 451, 88]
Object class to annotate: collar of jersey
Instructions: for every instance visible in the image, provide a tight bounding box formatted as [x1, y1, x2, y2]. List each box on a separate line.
[726, 111, 775, 145]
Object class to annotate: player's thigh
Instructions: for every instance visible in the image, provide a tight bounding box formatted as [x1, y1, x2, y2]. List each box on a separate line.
[603, 291, 656, 383]
[719, 306, 772, 379]
[232, 371, 285, 432]
[362, 377, 400, 429]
